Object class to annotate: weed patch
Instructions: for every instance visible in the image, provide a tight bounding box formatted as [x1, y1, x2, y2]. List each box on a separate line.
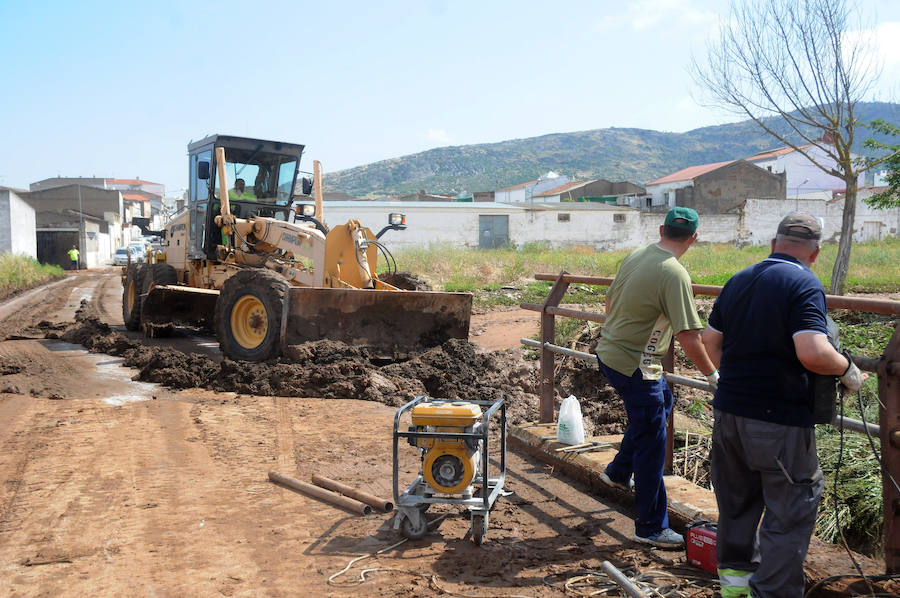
[0, 253, 65, 301]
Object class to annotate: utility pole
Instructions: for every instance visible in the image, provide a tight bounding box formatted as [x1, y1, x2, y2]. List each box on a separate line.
[77, 184, 84, 268]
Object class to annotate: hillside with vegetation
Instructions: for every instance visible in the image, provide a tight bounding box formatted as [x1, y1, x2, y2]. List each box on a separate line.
[325, 102, 900, 197]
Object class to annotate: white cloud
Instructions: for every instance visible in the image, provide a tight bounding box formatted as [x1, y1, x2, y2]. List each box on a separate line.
[872, 22, 900, 68]
[426, 128, 452, 145]
[596, 0, 717, 33]
[843, 21, 900, 98]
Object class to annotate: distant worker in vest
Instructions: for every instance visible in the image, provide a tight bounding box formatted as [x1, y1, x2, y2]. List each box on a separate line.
[229, 178, 255, 201]
[594, 207, 719, 549]
[67, 245, 80, 270]
[701, 213, 864, 598]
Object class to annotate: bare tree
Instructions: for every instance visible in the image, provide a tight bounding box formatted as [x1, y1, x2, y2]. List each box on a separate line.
[693, 0, 894, 294]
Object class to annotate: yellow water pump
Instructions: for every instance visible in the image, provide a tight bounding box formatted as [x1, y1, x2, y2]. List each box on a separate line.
[410, 401, 483, 494]
[393, 395, 507, 544]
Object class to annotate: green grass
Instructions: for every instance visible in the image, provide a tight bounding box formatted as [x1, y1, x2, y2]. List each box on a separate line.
[383, 238, 900, 306]
[0, 253, 65, 301]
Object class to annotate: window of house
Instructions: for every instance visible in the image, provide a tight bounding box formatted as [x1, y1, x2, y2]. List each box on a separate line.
[558, 213, 570, 222]
[614, 214, 626, 223]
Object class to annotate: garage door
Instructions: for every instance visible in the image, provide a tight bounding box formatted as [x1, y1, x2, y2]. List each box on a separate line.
[479, 215, 509, 249]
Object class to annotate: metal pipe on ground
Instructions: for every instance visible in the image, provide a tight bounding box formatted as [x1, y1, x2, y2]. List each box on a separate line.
[600, 561, 649, 598]
[268, 471, 372, 515]
[311, 474, 394, 512]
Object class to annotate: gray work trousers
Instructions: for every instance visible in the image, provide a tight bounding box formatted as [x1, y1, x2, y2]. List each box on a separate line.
[711, 410, 824, 598]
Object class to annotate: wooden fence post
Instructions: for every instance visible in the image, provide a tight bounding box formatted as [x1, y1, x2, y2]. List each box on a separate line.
[540, 271, 570, 424]
[880, 323, 900, 574]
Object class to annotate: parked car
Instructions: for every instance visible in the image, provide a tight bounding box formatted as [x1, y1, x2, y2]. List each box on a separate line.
[113, 246, 145, 266]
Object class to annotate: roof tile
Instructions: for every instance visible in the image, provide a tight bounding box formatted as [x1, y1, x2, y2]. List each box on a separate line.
[646, 160, 733, 186]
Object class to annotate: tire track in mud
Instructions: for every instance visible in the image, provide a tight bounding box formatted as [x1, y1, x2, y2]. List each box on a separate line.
[0, 400, 34, 536]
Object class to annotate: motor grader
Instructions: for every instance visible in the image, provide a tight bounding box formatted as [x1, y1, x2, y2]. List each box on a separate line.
[122, 134, 471, 361]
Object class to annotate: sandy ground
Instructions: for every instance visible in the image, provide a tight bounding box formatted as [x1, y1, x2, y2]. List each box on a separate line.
[0, 270, 720, 598]
[0, 269, 894, 597]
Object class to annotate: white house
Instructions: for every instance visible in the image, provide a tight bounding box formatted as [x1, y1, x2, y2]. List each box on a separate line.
[745, 144, 864, 196]
[533, 180, 587, 203]
[493, 172, 570, 203]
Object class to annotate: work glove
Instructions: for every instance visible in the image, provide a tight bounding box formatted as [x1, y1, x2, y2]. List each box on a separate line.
[705, 369, 719, 391]
[839, 352, 863, 393]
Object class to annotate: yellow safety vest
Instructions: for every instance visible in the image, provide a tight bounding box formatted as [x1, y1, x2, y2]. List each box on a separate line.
[68, 248, 80, 260]
[229, 189, 256, 201]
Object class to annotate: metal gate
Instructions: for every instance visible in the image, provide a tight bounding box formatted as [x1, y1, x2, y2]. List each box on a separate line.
[862, 221, 883, 242]
[479, 215, 509, 249]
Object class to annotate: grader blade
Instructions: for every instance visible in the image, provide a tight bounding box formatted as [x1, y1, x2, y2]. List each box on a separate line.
[281, 288, 472, 353]
[141, 285, 218, 331]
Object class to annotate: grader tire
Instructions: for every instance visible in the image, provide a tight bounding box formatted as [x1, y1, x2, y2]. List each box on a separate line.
[142, 264, 178, 297]
[216, 269, 288, 362]
[122, 264, 147, 331]
[140, 264, 179, 335]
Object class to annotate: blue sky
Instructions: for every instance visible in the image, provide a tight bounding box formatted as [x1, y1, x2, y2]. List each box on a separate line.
[1, 0, 898, 195]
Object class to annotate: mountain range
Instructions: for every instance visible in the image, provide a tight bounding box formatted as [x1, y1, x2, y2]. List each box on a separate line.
[324, 102, 900, 197]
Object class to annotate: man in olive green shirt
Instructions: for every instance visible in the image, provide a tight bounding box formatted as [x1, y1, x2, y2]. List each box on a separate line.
[594, 207, 718, 549]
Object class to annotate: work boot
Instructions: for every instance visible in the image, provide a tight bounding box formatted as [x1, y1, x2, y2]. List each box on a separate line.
[600, 471, 634, 492]
[633, 528, 684, 549]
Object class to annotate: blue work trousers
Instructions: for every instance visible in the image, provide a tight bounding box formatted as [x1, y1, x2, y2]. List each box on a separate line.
[598, 360, 673, 538]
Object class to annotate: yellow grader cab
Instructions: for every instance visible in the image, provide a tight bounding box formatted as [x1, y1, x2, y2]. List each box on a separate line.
[122, 134, 471, 361]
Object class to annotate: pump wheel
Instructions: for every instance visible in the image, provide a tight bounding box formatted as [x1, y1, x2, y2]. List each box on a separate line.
[400, 511, 428, 540]
[471, 512, 489, 546]
[216, 269, 288, 361]
[122, 264, 147, 331]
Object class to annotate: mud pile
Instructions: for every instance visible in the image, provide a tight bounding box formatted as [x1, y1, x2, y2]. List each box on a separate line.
[50, 301, 635, 432]
[55, 314, 541, 425]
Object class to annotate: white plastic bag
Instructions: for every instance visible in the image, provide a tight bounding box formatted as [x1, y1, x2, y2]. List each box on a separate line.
[557, 395, 585, 445]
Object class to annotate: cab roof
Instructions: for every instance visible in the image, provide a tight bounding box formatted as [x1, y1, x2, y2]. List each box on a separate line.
[187, 134, 304, 157]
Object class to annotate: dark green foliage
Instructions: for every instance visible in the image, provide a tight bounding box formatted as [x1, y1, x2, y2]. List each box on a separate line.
[863, 118, 900, 209]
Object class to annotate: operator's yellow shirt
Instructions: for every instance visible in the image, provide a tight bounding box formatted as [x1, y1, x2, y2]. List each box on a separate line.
[594, 244, 702, 380]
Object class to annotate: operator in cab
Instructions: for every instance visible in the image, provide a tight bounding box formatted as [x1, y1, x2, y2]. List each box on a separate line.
[229, 178, 256, 201]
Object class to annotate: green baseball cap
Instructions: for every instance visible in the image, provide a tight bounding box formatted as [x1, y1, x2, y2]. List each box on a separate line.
[664, 207, 699, 232]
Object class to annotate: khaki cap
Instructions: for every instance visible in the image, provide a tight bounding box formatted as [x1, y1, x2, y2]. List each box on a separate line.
[777, 213, 822, 240]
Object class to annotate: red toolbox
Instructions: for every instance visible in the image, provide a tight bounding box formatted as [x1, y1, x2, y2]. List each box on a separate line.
[686, 521, 718, 574]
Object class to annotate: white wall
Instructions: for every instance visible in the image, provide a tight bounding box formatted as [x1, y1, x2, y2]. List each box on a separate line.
[0, 190, 37, 258]
[321, 202, 520, 248]
[749, 146, 864, 194]
[494, 187, 528, 203]
[318, 201, 639, 250]
[644, 180, 690, 207]
[638, 212, 740, 246]
[510, 209, 642, 250]
[742, 196, 900, 245]
[317, 198, 900, 254]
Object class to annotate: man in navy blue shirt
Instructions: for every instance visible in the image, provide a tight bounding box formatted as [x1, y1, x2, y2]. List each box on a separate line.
[701, 213, 863, 598]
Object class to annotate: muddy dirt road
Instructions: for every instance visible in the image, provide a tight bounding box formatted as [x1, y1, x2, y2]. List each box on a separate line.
[0, 270, 719, 597]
